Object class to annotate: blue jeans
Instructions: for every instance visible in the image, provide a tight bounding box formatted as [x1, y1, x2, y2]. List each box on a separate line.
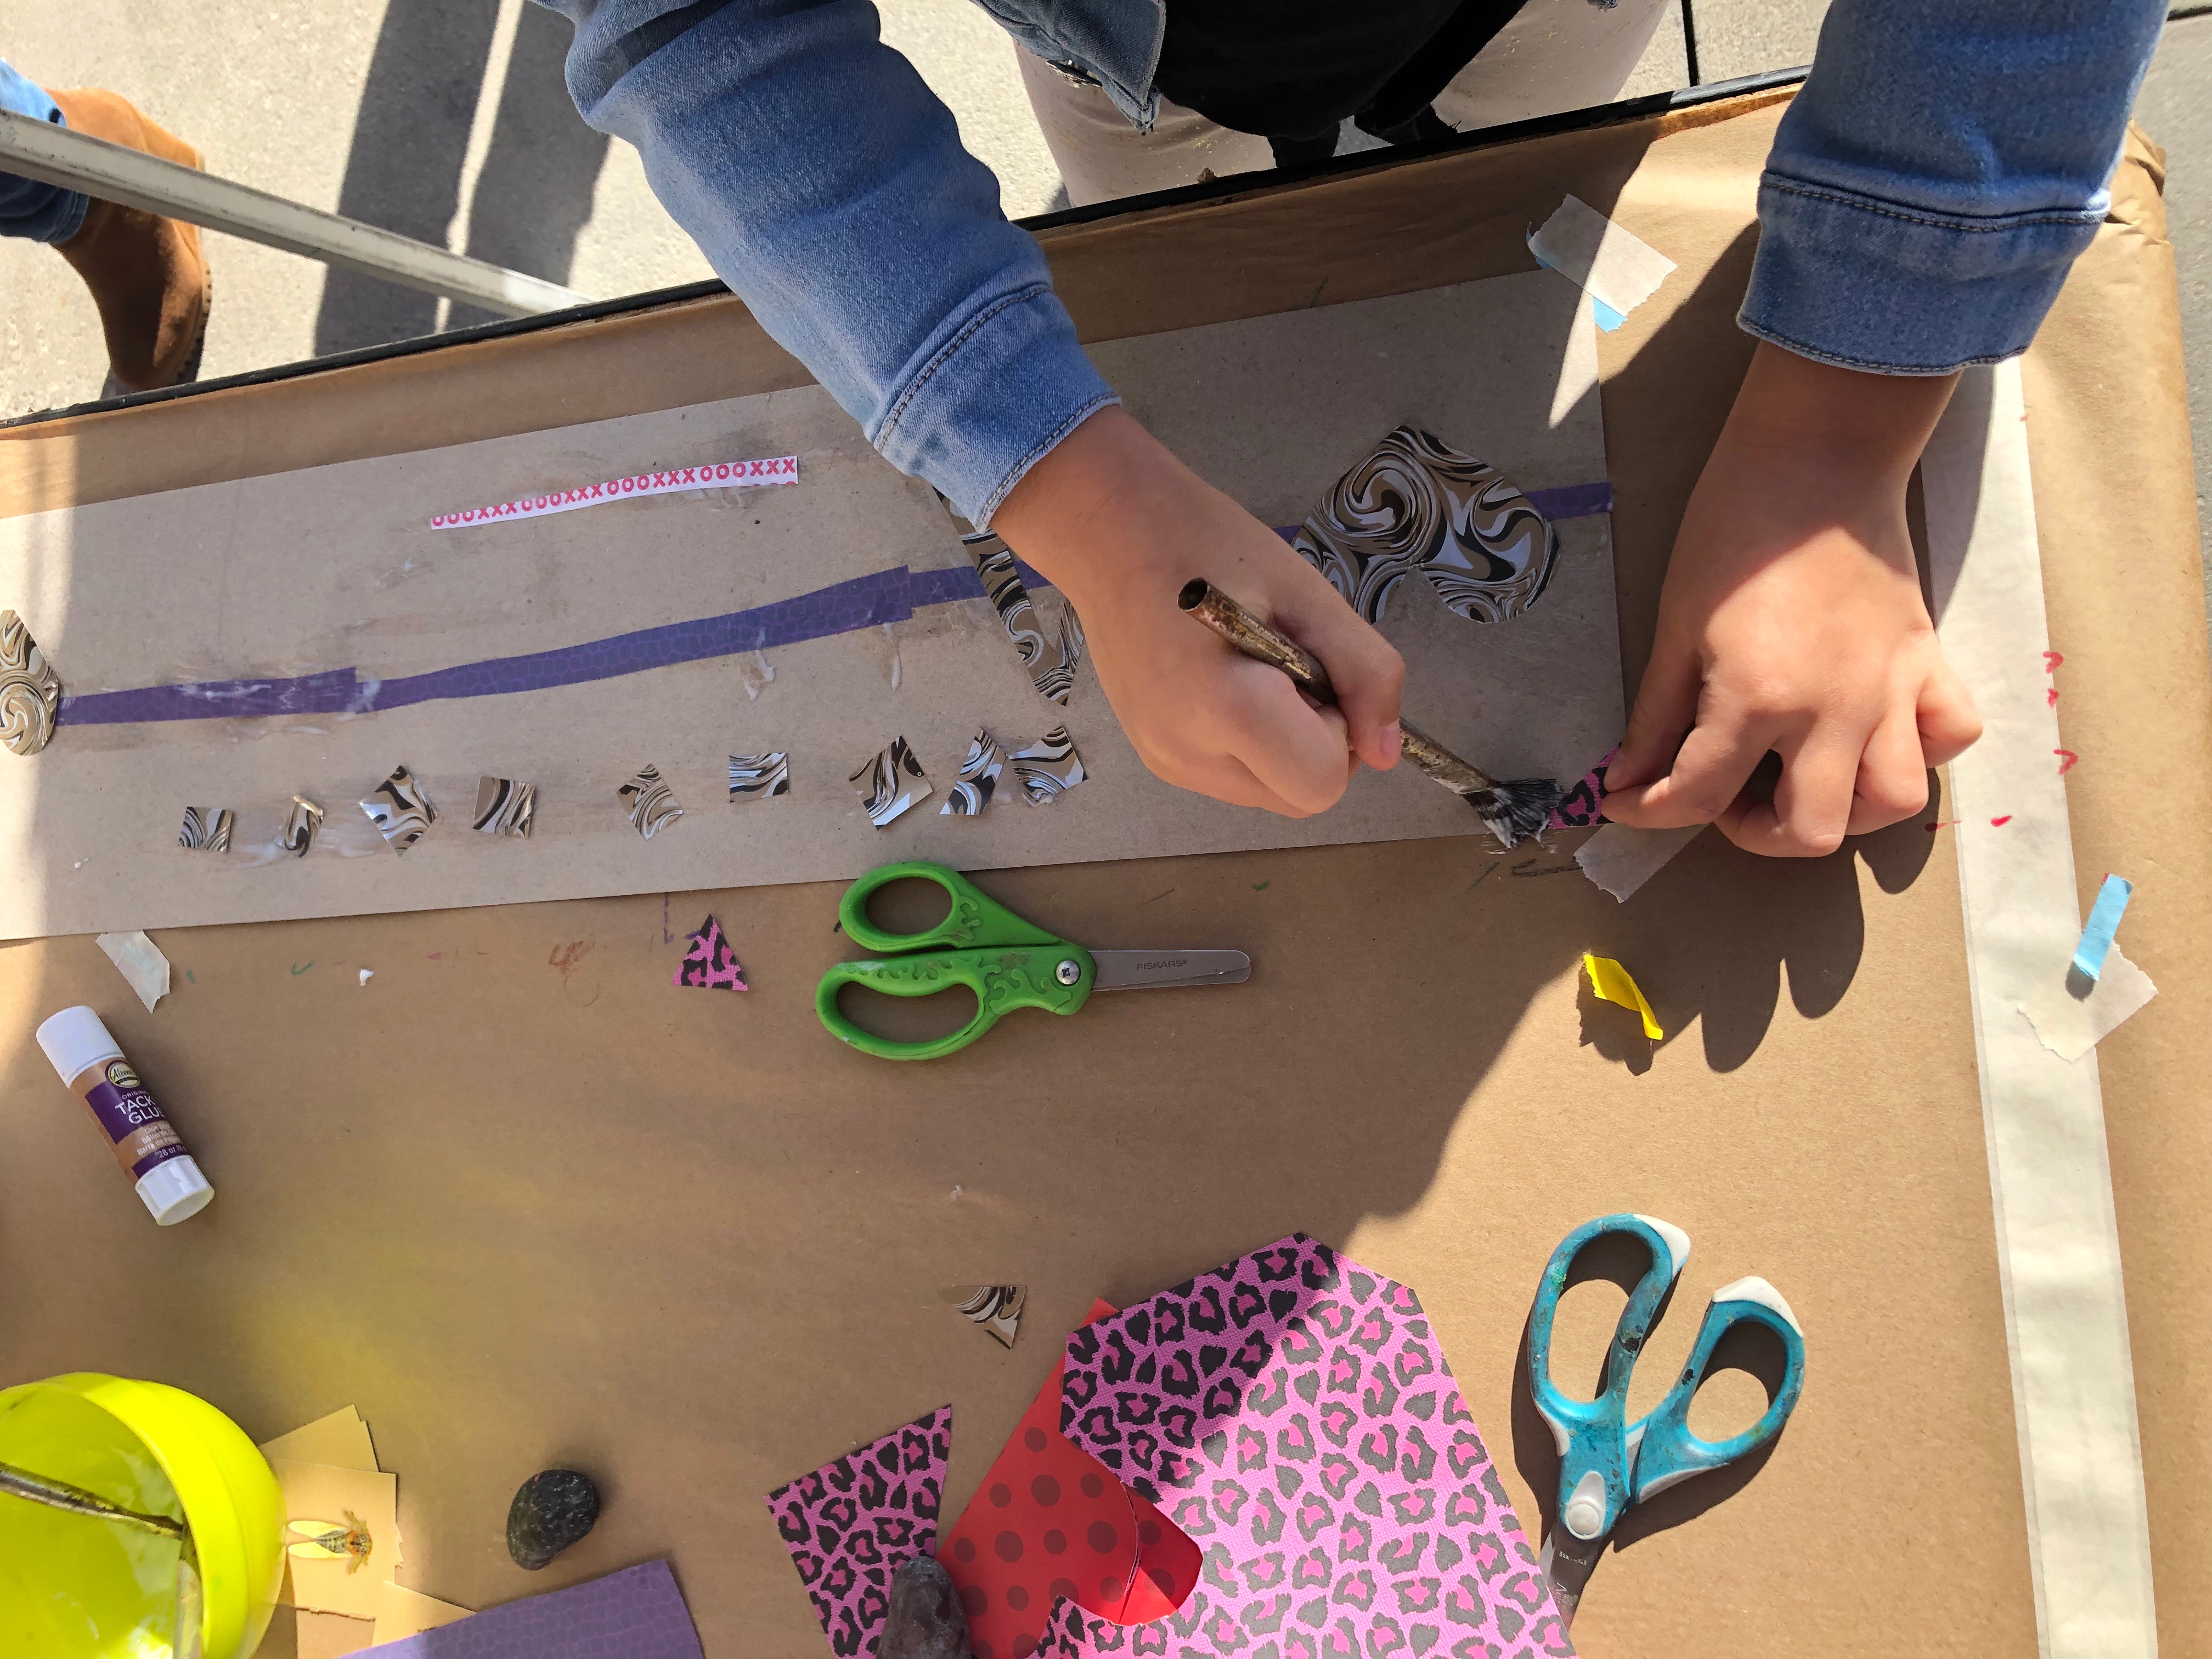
[1, 61, 91, 244]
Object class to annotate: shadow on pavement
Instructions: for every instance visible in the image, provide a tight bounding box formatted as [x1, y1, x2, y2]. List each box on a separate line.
[313, 0, 607, 356]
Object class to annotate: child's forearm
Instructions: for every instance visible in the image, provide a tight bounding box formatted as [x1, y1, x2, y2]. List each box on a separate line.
[1745, 0, 2168, 376]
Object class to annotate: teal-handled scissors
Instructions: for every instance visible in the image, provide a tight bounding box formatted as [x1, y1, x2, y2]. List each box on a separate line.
[1526, 1212, 1806, 1624]
[815, 861, 1251, 1060]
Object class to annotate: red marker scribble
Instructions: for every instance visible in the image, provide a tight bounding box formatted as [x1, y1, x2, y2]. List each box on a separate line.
[2044, 651, 2064, 673]
[2046, 688, 2059, 707]
[1926, 819, 1961, 832]
[1990, 815, 2012, 827]
[2056, 749, 2080, 775]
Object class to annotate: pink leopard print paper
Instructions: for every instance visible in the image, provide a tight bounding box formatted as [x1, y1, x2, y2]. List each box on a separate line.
[1054, 1235, 1572, 1659]
[767, 1405, 951, 1657]
[1546, 748, 1614, 831]
[674, 914, 748, 989]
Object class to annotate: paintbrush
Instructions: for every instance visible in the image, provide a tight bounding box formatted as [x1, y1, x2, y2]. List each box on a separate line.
[1178, 579, 1564, 847]
[0, 1457, 188, 1539]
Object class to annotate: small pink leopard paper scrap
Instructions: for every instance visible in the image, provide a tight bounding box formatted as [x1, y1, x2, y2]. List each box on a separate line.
[767, 1404, 951, 1658]
[428, 455, 798, 528]
[1052, 1234, 1573, 1659]
[673, 915, 747, 990]
[1547, 748, 1613, 831]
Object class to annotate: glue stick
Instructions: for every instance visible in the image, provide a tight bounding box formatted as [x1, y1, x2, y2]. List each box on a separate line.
[36, 1006, 213, 1225]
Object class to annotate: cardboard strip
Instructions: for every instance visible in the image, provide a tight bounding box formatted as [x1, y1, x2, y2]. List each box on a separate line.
[428, 456, 797, 528]
[1921, 360, 2157, 1658]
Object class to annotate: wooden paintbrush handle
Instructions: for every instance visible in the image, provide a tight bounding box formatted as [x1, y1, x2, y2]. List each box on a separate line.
[1177, 579, 1334, 697]
[1177, 579, 1499, 793]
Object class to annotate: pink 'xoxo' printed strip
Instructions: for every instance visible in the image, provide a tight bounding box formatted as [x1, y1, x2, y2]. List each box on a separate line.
[428, 456, 800, 528]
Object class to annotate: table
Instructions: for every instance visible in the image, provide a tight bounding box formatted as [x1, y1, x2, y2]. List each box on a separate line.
[2, 80, 2205, 1659]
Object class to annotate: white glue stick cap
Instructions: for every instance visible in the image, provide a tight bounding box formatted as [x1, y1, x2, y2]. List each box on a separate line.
[37, 1005, 123, 1085]
[137, 1155, 215, 1226]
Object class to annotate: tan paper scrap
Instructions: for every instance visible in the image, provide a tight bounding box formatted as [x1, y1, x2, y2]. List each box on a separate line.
[373, 1581, 474, 1644]
[269, 1458, 402, 1621]
[259, 1405, 379, 1473]
[295, 1610, 376, 1659]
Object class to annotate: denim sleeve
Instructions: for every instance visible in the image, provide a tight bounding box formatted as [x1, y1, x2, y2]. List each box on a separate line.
[1740, 0, 2169, 375]
[541, 0, 1116, 526]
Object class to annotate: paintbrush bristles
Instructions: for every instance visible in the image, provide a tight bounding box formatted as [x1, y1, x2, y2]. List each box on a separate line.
[1177, 578, 1566, 848]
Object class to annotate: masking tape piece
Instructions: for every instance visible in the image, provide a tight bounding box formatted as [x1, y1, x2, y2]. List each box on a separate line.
[1582, 952, 1663, 1040]
[95, 930, 171, 1013]
[1575, 821, 1702, 901]
[2017, 947, 2157, 1064]
[1527, 195, 1677, 327]
[2071, 874, 2134, 981]
[1923, 360, 2156, 1657]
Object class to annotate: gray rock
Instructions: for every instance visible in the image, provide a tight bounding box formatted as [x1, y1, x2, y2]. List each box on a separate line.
[881, 1555, 972, 1659]
[505, 1469, 599, 1571]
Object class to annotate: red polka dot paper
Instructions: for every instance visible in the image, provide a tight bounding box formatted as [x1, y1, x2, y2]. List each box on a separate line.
[1054, 1235, 1573, 1659]
[943, 1301, 1200, 1659]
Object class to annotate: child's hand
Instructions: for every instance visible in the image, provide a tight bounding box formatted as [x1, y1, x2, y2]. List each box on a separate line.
[994, 407, 1403, 817]
[1602, 344, 1983, 855]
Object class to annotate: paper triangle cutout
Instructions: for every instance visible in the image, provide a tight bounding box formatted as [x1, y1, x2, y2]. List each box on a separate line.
[674, 915, 748, 990]
[765, 1406, 950, 1658]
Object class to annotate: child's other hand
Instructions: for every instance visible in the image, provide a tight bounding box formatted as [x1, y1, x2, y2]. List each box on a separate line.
[994, 406, 1403, 817]
[1602, 343, 1983, 855]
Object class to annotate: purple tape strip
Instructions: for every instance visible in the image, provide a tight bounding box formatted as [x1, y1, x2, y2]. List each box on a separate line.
[59, 565, 996, 728]
[1524, 479, 1614, 518]
[358, 1560, 703, 1659]
[52, 482, 1602, 731]
[1271, 476, 1612, 541]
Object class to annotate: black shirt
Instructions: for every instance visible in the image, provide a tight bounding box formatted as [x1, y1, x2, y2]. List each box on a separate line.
[1154, 0, 1532, 144]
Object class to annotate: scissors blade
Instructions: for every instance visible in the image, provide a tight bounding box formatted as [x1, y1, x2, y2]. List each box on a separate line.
[1538, 1528, 1604, 1628]
[1090, 949, 1251, 991]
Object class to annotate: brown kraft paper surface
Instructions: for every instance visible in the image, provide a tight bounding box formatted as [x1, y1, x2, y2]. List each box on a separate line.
[0, 89, 2204, 1659]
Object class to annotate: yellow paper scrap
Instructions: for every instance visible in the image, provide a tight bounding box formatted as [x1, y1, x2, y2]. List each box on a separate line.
[1583, 953, 1663, 1040]
[374, 1581, 475, 1644]
[260, 1406, 379, 1473]
[269, 1458, 402, 1620]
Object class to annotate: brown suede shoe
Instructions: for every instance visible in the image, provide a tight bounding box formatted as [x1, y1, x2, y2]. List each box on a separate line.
[46, 87, 212, 394]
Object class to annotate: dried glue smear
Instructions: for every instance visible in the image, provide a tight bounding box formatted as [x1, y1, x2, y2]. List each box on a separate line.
[739, 649, 776, 701]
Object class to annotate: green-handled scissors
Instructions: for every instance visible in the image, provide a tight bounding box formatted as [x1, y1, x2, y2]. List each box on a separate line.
[816, 861, 1251, 1060]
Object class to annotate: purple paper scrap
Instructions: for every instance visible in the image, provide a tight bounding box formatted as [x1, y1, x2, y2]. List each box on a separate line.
[357, 1560, 703, 1659]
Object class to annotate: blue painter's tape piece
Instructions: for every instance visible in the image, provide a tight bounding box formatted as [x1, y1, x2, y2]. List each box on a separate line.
[1591, 297, 1627, 332]
[2072, 873, 2134, 981]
